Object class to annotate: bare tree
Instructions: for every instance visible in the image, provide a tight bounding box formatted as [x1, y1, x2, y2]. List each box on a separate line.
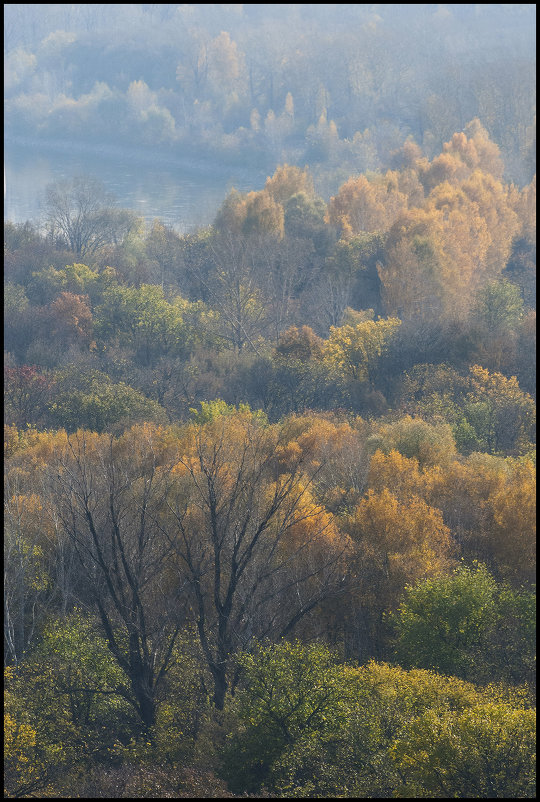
[44, 175, 137, 258]
[206, 229, 270, 353]
[4, 489, 50, 667]
[160, 413, 350, 709]
[43, 416, 349, 715]
[49, 428, 185, 732]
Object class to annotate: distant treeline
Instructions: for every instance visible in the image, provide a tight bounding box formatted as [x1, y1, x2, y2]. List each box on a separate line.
[4, 4, 536, 191]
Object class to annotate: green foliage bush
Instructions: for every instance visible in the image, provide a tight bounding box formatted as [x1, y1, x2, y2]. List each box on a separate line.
[218, 641, 536, 798]
[391, 563, 536, 686]
[48, 376, 168, 433]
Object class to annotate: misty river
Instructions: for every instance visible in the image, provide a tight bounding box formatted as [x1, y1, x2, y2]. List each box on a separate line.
[4, 138, 267, 233]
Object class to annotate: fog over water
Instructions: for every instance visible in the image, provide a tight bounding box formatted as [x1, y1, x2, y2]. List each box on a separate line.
[4, 140, 267, 232]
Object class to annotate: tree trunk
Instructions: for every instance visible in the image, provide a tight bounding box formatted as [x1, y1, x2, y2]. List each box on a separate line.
[131, 673, 156, 732]
[211, 665, 228, 711]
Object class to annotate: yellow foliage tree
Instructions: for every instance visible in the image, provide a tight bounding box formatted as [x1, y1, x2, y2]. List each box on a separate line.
[380, 126, 518, 322]
[278, 413, 371, 511]
[489, 459, 536, 583]
[323, 317, 401, 383]
[343, 488, 455, 654]
[380, 195, 495, 321]
[377, 207, 444, 320]
[423, 451, 535, 579]
[425, 181, 491, 301]
[167, 410, 350, 708]
[367, 448, 432, 500]
[207, 31, 245, 97]
[348, 488, 455, 597]
[214, 186, 285, 239]
[242, 190, 285, 238]
[420, 122, 505, 191]
[514, 173, 536, 244]
[467, 364, 536, 454]
[4, 665, 75, 798]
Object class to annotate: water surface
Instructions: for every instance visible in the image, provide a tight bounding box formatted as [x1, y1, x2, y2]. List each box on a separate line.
[4, 139, 267, 233]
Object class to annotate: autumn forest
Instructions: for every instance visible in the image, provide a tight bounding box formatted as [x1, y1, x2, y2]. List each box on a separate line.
[4, 4, 536, 799]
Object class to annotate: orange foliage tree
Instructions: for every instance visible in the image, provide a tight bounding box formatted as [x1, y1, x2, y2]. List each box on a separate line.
[487, 459, 536, 584]
[264, 164, 315, 205]
[326, 171, 409, 238]
[343, 487, 455, 658]
[377, 123, 519, 323]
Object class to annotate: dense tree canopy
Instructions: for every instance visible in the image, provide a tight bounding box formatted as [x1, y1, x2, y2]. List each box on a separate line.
[3, 13, 536, 790]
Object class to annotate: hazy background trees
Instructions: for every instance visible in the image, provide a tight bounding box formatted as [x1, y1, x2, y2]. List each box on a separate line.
[4, 4, 536, 186]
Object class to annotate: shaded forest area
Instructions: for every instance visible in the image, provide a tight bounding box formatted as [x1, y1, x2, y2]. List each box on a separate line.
[4, 3, 536, 799]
